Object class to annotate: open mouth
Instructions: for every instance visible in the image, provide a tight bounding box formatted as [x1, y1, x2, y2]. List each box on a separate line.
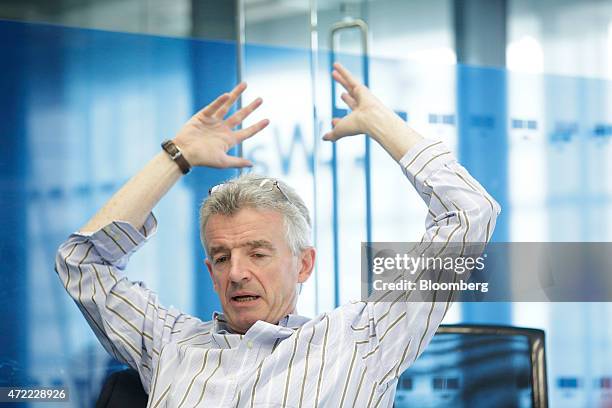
[231, 295, 261, 303]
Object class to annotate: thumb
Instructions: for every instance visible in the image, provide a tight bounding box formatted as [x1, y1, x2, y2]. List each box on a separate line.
[323, 117, 360, 141]
[222, 155, 253, 168]
[323, 119, 340, 141]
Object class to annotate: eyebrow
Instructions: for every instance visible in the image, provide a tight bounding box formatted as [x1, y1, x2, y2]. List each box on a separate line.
[208, 240, 276, 257]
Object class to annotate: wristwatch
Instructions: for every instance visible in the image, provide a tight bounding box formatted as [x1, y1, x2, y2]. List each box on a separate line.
[161, 140, 191, 175]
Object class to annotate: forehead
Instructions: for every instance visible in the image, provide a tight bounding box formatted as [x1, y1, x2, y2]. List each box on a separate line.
[205, 208, 287, 249]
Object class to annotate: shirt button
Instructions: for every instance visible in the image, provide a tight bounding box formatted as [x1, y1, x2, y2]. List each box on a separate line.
[246, 341, 254, 349]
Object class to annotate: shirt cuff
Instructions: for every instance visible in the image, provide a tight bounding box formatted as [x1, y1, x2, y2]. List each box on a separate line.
[398, 139, 454, 193]
[81, 213, 158, 269]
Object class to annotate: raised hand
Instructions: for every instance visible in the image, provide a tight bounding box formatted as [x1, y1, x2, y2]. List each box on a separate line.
[173, 83, 269, 168]
[323, 62, 389, 142]
[323, 62, 422, 161]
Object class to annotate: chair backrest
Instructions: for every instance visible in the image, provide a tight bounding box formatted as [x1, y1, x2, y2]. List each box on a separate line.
[96, 368, 147, 408]
[395, 324, 548, 408]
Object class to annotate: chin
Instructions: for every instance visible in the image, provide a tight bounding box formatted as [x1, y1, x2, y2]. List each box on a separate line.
[233, 310, 264, 327]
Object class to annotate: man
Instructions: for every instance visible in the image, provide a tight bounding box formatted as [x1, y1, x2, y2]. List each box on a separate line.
[56, 63, 499, 407]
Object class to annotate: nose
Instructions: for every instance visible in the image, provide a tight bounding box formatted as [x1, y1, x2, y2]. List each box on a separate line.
[228, 254, 252, 283]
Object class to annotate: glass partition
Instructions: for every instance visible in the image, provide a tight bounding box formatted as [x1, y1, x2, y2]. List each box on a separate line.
[0, 19, 238, 405]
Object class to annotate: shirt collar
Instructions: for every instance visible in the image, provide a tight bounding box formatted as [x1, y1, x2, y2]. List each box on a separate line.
[212, 311, 310, 334]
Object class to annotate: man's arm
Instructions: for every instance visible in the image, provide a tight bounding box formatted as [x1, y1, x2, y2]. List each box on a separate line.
[56, 83, 269, 391]
[325, 63, 501, 389]
[81, 83, 268, 232]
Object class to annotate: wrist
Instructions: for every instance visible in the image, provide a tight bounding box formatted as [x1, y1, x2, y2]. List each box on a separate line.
[363, 105, 403, 140]
[171, 138, 192, 164]
[364, 107, 423, 162]
[161, 139, 192, 174]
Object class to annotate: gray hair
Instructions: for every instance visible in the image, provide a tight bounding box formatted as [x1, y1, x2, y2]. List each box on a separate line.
[199, 173, 312, 256]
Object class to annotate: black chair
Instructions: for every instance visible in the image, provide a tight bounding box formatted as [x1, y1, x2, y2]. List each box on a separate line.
[395, 324, 548, 408]
[96, 368, 147, 408]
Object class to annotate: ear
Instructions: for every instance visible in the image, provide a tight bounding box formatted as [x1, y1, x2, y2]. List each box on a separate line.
[297, 247, 316, 284]
[205, 258, 219, 293]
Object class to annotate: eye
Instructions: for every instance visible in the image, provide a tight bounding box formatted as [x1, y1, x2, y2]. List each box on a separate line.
[251, 253, 267, 259]
[214, 255, 229, 264]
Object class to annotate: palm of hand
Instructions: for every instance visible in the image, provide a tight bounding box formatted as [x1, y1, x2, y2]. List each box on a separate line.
[172, 83, 269, 169]
[179, 116, 237, 168]
[324, 64, 386, 141]
[336, 86, 374, 133]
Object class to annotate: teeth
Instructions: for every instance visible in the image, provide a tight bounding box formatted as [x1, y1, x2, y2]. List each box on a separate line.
[234, 296, 258, 302]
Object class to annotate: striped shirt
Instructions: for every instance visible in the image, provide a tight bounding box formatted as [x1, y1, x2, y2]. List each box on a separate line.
[55, 139, 500, 407]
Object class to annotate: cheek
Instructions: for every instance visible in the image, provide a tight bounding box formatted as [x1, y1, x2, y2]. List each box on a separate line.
[270, 262, 298, 298]
[258, 270, 285, 300]
[213, 273, 227, 295]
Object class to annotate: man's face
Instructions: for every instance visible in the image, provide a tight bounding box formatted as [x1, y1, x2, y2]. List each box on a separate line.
[204, 208, 315, 334]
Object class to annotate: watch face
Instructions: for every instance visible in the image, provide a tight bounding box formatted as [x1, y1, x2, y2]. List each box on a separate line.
[161, 140, 189, 173]
[162, 140, 178, 154]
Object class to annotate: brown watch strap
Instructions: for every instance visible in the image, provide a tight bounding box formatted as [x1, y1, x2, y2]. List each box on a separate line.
[161, 140, 191, 174]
